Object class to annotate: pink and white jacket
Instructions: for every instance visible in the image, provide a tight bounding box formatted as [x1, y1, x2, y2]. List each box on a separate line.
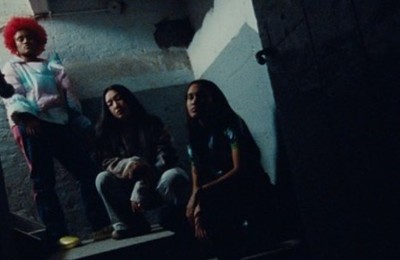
[1, 55, 81, 127]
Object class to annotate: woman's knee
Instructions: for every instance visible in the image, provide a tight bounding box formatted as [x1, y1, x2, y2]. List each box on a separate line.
[95, 171, 112, 193]
[157, 168, 187, 189]
[156, 167, 189, 205]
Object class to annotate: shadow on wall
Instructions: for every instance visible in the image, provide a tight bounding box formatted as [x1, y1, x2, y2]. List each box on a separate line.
[154, 17, 195, 49]
[273, 115, 304, 242]
[186, 0, 214, 31]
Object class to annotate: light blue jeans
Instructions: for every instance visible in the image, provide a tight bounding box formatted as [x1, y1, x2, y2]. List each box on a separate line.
[95, 167, 189, 230]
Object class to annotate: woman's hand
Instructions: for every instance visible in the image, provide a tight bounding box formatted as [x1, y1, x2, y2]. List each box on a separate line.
[186, 192, 196, 225]
[131, 200, 144, 213]
[37, 95, 63, 111]
[22, 115, 41, 136]
[12, 113, 41, 136]
[194, 204, 207, 240]
[186, 187, 203, 225]
[121, 161, 142, 180]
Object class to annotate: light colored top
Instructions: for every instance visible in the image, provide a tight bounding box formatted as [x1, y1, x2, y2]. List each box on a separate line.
[1, 55, 81, 127]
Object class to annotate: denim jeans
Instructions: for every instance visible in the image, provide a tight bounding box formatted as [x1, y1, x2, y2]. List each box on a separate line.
[95, 167, 189, 230]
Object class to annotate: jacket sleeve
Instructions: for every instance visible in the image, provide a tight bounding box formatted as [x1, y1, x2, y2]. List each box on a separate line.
[102, 156, 143, 178]
[152, 117, 179, 173]
[48, 55, 82, 113]
[1, 62, 39, 122]
[57, 71, 82, 113]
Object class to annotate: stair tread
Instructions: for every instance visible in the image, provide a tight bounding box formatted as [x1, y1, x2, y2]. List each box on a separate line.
[48, 229, 174, 260]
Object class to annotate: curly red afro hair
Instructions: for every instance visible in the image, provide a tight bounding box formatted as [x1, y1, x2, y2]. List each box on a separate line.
[3, 17, 47, 55]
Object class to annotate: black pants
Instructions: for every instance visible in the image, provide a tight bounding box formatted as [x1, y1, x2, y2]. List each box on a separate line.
[13, 121, 110, 243]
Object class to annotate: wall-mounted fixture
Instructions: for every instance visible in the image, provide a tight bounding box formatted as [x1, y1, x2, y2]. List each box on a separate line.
[29, 0, 50, 16]
[107, 1, 124, 14]
[28, 0, 124, 17]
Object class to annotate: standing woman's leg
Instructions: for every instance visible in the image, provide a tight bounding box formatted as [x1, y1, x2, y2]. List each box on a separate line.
[52, 124, 110, 231]
[12, 123, 68, 244]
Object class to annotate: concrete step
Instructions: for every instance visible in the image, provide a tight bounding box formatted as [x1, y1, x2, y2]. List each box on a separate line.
[48, 225, 175, 260]
[242, 239, 311, 260]
[11, 211, 310, 260]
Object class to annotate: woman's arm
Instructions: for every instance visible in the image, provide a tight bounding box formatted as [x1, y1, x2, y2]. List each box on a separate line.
[201, 147, 240, 192]
[186, 165, 201, 225]
[2, 63, 41, 134]
[2, 63, 37, 113]
[55, 65, 82, 113]
[191, 166, 201, 192]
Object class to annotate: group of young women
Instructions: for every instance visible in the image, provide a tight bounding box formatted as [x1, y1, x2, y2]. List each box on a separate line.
[0, 16, 273, 258]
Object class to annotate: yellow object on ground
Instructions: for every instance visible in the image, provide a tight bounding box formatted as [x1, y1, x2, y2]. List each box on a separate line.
[59, 236, 81, 249]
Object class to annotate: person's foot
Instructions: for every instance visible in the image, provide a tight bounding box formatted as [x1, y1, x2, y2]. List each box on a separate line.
[91, 225, 113, 241]
[111, 224, 151, 240]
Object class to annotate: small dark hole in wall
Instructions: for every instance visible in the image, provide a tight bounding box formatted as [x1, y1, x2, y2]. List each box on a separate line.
[153, 17, 195, 49]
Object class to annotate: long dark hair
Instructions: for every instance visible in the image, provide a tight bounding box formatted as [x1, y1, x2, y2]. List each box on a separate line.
[185, 79, 237, 133]
[96, 84, 148, 136]
[95, 84, 158, 161]
[185, 79, 262, 165]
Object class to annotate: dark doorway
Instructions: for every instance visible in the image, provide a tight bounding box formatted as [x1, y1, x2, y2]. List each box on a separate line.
[252, 1, 400, 259]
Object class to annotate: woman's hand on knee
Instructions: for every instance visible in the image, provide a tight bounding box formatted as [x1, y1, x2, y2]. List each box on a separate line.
[122, 162, 140, 179]
[195, 223, 207, 240]
[131, 200, 144, 213]
[194, 205, 207, 240]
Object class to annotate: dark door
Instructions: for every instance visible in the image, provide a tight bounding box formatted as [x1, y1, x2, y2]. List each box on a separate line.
[252, 1, 400, 259]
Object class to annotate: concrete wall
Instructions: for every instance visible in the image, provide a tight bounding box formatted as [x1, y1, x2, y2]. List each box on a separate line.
[186, 0, 277, 182]
[0, 0, 33, 28]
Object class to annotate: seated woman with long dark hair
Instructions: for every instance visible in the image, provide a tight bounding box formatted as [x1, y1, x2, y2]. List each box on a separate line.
[95, 84, 189, 239]
[185, 79, 274, 259]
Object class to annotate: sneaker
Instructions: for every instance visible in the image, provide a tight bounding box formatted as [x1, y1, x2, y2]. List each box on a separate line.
[91, 225, 113, 241]
[111, 224, 151, 240]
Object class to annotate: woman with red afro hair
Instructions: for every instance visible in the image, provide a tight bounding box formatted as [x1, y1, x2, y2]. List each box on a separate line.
[1, 17, 112, 252]
[3, 16, 47, 56]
